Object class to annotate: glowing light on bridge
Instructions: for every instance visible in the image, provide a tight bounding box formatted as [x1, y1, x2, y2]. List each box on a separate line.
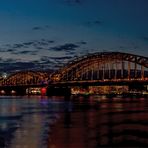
[0, 52, 147, 96]
[41, 87, 47, 95]
[0, 71, 49, 86]
[51, 52, 148, 83]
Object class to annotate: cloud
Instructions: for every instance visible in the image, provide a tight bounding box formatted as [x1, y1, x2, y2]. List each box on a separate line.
[94, 20, 103, 25]
[40, 56, 53, 62]
[22, 41, 34, 46]
[36, 41, 49, 46]
[49, 56, 73, 60]
[10, 62, 36, 71]
[36, 47, 44, 50]
[32, 25, 50, 31]
[142, 36, 148, 42]
[1, 39, 56, 55]
[22, 39, 55, 48]
[0, 48, 7, 52]
[65, 51, 76, 55]
[3, 58, 19, 63]
[45, 25, 50, 29]
[13, 50, 38, 55]
[0, 59, 56, 72]
[47, 40, 55, 43]
[7, 49, 15, 52]
[77, 41, 87, 45]
[12, 43, 25, 48]
[63, 0, 82, 5]
[84, 19, 104, 27]
[3, 48, 38, 56]
[39, 55, 74, 70]
[0, 40, 86, 72]
[40, 56, 73, 63]
[50, 43, 79, 51]
[0, 59, 38, 72]
[32, 26, 43, 31]
[0, 47, 17, 53]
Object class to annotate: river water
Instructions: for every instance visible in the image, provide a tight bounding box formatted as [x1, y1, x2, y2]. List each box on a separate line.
[0, 95, 148, 148]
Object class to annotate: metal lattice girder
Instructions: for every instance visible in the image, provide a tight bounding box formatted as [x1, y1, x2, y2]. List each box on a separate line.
[0, 71, 49, 86]
[51, 52, 148, 82]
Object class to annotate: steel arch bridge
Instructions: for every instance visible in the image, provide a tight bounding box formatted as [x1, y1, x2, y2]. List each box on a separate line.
[50, 52, 148, 84]
[0, 71, 49, 86]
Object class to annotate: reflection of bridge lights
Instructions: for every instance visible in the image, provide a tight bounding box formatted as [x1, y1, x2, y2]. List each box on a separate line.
[140, 98, 145, 101]
[113, 103, 123, 111]
[40, 99, 48, 105]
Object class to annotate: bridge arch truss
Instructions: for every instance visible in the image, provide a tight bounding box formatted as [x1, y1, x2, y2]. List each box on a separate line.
[51, 52, 148, 82]
[0, 71, 49, 86]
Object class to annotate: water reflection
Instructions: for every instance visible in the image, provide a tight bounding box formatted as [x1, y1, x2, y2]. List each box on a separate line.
[0, 95, 147, 147]
[49, 95, 148, 148]
[0, 96, 62, 148]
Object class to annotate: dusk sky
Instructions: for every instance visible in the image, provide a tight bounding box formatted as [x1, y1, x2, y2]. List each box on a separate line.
[0, 0, 148, 72]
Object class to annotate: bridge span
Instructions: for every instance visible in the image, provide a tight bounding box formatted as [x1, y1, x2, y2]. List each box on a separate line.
[0, 52, 147, 95]
[48, 52, 148, 95]
[0, 71, 49, 95]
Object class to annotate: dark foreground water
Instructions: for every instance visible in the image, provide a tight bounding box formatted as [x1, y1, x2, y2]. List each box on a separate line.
[0, 95, 148, 148]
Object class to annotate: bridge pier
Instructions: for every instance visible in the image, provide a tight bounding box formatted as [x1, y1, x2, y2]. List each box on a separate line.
[128, 83, 146, 91]
[47, 86, 71, 96]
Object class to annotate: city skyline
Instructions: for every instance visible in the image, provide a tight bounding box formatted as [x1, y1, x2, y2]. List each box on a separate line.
[0, 0, 148, 72]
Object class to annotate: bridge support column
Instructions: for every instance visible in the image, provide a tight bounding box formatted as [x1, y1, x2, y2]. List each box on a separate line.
[91, 67, 93, 80]
[97, 62, 100, 80]
[115, 61, 118, 79]
[128, 61, 131, 80]
[120, 61, 124, 79]
[47, 86, 71, 96]
[86, 67, 89, 80]
[141, 65, 144, 80]
[102, 65, 104, 80]
[108, 63, 111, 79]
[134, 62, 137, 78]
